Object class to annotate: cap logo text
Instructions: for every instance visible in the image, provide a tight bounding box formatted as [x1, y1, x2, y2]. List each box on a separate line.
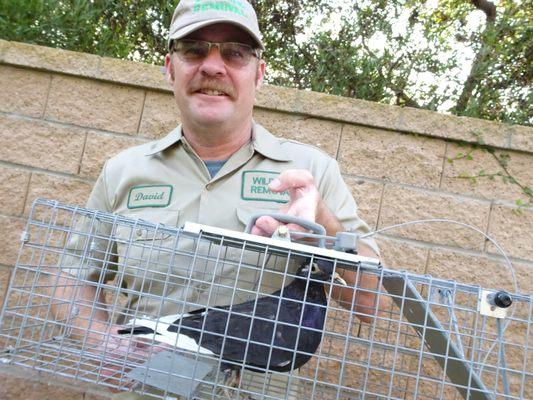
[193, 0, 246, 17]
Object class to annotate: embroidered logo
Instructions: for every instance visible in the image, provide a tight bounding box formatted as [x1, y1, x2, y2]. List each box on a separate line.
[241, 171, 289, 203]
[193, 0, 246, 17]
[127, 185, 173, 209]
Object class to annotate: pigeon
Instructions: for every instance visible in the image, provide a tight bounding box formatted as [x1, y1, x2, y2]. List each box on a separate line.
[117, 258, 347, 376]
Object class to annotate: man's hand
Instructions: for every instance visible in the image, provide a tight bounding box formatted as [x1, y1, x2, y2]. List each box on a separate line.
[251, 169, 324, 237]
[249, 169, 388, 322]
[90, 323, 165, 390]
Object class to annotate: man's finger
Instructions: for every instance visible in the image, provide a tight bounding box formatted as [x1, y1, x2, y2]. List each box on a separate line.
[285, 222, 309, 233]
[252, 215, 282, 237]
[269, 169, 314, 193]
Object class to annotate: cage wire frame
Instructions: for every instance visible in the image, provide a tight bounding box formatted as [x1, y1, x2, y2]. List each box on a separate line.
[0, 199, 531, 399]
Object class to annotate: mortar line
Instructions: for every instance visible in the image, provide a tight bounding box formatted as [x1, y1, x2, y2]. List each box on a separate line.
[40, 74, 54, 120]
[422, 246, 430, 275]
[0, 110, 149, 141]
[438, 141, 449, 189]
[0, 160, 96, 184]
[335, 123, 344, 160]
[77, 131, 89, 176]
[376, 232, 533, 267]
[135, 90, 148, 135]
[374, 182, 386, 232]
[483, 200, 495, 254]
[20, 171, 33, 217]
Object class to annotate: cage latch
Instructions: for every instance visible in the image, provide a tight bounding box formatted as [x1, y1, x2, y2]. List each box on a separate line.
[478, 290, 513, 318]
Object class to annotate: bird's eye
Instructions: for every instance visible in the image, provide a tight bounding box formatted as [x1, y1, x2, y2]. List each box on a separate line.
[310, 263, 320, 274]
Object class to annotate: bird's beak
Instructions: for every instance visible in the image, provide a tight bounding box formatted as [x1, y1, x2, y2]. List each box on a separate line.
[333, 272, 347, 286]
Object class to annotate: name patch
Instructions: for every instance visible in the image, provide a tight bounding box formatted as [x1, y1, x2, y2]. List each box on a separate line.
[127, 185, 173, 209]
[241, 171, 289, 203]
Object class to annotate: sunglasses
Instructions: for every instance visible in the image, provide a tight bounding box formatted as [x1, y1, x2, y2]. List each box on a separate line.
[171, 39, 262, 68]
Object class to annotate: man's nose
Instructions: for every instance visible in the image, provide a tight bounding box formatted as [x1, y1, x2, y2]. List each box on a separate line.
[199, 46, 227, 76]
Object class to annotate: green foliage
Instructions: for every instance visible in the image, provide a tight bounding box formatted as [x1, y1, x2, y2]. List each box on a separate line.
[0, 0, 175, 64]
[0, 0, 531, 126]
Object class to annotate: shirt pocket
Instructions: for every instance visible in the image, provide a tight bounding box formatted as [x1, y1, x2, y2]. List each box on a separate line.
[113, 208, 182, 288]
[116, 208, 179, 241]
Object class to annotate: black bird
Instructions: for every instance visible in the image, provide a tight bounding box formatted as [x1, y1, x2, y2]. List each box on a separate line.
[118, 258, 347, 375]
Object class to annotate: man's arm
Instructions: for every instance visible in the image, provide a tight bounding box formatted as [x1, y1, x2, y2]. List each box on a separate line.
[51, 273, 110, 343]
[316, 198, 387, 323]
[251, 169, 388, 323]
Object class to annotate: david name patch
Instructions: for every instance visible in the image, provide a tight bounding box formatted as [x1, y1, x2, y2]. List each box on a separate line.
[241, 171, 289, 203]
[127, 185, 173, 209]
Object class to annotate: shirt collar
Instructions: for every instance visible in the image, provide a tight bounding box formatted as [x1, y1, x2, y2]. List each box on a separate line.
[144, 122, 291, 162]
[144, 125, 183, 156]
[251, 122, 291, 162]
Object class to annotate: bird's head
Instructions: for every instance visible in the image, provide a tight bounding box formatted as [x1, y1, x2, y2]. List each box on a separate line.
[297, 258, 348, 286]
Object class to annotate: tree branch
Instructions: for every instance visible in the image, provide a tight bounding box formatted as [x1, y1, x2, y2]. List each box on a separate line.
[471, 0, 496, 21]
[454, 0, 497, 113]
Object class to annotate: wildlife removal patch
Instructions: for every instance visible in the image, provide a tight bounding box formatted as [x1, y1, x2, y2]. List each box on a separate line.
[127, 185, 173, 209]
[241, 171, 289, 203]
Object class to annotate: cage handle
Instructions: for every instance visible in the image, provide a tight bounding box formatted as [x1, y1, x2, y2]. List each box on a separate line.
[245, 213, 327, 246]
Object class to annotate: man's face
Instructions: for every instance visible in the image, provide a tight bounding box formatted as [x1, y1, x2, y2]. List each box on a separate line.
[165, 23, 266, 132]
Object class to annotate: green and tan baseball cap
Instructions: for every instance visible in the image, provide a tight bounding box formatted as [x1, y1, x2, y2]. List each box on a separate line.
[168, 0, 264, 50]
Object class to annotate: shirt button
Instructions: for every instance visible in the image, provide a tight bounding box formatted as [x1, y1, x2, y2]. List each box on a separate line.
[136, 229, 143, 237]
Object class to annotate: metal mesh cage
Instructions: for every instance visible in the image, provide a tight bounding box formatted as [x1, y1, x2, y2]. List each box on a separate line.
[0, 199, 531, 399]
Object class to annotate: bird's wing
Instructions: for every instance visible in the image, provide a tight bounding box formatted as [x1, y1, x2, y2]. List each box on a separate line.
[118, 316, 215, 355]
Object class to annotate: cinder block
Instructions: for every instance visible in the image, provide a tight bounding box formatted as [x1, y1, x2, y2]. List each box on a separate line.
[379, 185, 491, 250]
[253, 108, 341, 157]
[487, 204, 533, 262]
[375, 237, 428, 274]
[442, 144, 532, 204]
[1, 41, 100, 78]
[297, 90, 400, 132]
[343, 177, 383, 230]
[338, 125, 445, 188]
[255, 84, 302, 114]
[0, 39, 8, 58]
[0, 215, 26, 266]
[511, 124, 533, 153]
[0, 65, 50, 117]
[138, 91, 181, 139]
[0, 115, 86, 174]
[99, 56, 168, 91]
[0, 265, 12, 311]
[45, 75, 145, 135]
[427, 248, 517, 291]
[514, 262, 532, 293]
[0, 166, 30, 216]
[80, 132, 147, 180]
[24, 173, 93, 216]
[396, 107, 513, 150]
[0, 365, 113, 400]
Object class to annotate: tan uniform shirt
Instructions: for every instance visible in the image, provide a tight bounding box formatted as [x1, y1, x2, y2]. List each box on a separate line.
[73, 123, 378, 317]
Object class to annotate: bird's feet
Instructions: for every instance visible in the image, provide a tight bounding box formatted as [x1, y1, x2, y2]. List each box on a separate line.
[217, 368, 254, 399]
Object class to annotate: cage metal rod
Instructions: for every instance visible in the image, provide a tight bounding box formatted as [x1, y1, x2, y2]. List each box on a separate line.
[382, 274, 494, 400]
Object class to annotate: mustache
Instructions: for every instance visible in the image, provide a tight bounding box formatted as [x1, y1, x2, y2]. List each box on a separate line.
[188, 79, 236, 97]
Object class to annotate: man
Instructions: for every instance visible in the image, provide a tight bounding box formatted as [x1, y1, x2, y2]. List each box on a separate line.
[55, 0, 383, 397]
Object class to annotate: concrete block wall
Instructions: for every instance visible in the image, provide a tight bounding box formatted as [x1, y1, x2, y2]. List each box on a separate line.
[0, 40, 532, 397]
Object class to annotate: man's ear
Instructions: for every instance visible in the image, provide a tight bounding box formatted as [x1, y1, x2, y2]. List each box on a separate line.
[255, 59, 266, 89]
[165, 54, 175, 85]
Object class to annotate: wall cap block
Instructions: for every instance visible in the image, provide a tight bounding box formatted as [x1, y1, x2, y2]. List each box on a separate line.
[1, 40, 531, 153]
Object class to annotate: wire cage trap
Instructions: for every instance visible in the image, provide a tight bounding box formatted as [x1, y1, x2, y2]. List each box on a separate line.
[0, 199, 531, 399]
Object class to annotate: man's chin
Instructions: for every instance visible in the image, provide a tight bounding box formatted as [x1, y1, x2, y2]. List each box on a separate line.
[189, 113, 234, 127]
